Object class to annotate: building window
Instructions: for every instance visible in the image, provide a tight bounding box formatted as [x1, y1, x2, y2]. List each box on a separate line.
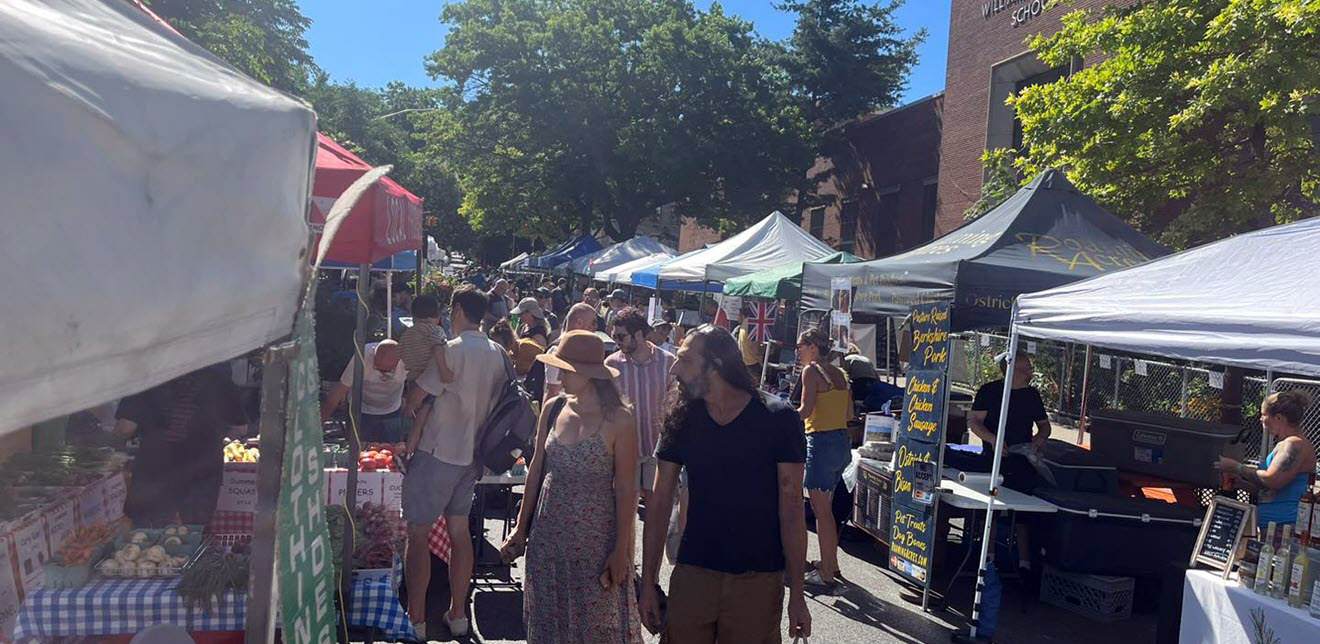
[987, 53, 1071, 154]
[874, 190, 900, 256]
[920, 180, 938, 242]
[839, 200, 858, 252]
[809, 206, 825, 239]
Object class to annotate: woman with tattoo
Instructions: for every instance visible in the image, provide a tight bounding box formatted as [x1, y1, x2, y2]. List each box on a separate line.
[1215, 390, 1317, 534]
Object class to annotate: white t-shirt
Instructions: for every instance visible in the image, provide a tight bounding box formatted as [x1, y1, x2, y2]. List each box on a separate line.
[415, 331, 509, 466]
[338, 342, 406, 415]
[544, 345, 562, 386]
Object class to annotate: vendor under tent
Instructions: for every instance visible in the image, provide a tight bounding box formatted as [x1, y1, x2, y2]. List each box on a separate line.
[801, 169, 1168, 330]
[321, 250, 418, 273]
[723, 251, 861, 301]
[310, 133, 424, 265]
[969, 216, 1320, 641]
[525, 234, 603, 270]
[636, 211, 837, 292]
[500, 251, 531, 271]
[0, 0, 316, 434]
[564, 236, 677, 277]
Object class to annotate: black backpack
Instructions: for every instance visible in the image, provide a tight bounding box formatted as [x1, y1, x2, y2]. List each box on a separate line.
[474, 353, 538, 473]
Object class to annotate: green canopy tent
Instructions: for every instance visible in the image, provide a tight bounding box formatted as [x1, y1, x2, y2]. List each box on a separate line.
[722, 251, 861, 300]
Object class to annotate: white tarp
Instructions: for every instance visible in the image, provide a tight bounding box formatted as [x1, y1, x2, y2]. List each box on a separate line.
[661, 211, 837, 283]
[500, 252, 531, 270]
[595, 251, 678, 283]
[1014, 217, 1320, 377]
[566, 236, 676, 277]
[0, 0, 317, 433]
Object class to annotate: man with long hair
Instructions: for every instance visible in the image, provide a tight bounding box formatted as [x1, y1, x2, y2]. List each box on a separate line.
[640, 326, 811, 642]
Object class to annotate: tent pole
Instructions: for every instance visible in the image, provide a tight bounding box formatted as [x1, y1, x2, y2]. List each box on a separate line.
[886, 318, 893, 385]
[1263, 369, 1276, 458]
[1078, 345, 1093, 445]
[968, 308, 1020, 640]
[341, 262, 368, 634]
[386, 263, 393, 340]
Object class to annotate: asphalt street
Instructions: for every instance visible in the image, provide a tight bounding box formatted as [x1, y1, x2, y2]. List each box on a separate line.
[401, 504, 1160, 644]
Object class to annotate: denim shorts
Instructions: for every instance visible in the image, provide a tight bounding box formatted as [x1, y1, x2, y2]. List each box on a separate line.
[804, 429, 851, 492]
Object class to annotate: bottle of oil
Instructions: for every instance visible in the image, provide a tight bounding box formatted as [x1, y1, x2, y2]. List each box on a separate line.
[1256, 522, 1276, 595]
[1298, 474, 1316, 544]
[1271, 525, 1293, 599]
[1287, 537, 1312, 607]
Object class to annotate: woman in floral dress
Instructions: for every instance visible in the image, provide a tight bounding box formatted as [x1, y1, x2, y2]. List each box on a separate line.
[501, 331, 643, 643]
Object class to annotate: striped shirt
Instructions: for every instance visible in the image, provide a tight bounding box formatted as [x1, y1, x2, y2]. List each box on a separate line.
[605, 344, 676, 459]
[399, 321, 448, 381]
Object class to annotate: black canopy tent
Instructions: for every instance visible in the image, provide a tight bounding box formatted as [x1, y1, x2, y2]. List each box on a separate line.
[801, 170, 1169, 331]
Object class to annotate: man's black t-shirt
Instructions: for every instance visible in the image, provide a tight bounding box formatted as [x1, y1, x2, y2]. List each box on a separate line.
[656, 397, 806, 573]
[971, 379, 1048, 451]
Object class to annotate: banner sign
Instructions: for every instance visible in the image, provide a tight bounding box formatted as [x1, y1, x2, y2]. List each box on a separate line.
[888, 302, 951, 587]
[276, 309, 338, 644]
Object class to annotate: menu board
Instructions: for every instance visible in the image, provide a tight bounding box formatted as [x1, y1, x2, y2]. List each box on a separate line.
[888, 303, 951, 588]
[1190, 496, 1253, 577]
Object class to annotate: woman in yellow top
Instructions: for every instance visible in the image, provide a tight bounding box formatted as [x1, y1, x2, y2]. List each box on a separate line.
[797, 327, 853, 592]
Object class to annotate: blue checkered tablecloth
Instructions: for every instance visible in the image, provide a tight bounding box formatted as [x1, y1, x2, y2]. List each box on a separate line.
[13, 576, 416, 641]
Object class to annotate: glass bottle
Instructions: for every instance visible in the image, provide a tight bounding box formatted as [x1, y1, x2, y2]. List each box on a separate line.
[1271, 525, 1293, 599]
[1255, 522, 1276, 596]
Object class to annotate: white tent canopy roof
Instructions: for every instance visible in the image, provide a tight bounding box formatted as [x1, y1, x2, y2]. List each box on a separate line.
[0, 0, 317, 432]
[566, 236, 676, 276]
[1014, 217, 1320, 377]
[595, 251, 678, 284]
[500, 252, 531, 270]
[659, 211, 837, 283]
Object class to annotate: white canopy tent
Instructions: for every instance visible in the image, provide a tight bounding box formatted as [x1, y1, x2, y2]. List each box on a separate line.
[0, 0, 317, 433]
[651, 211, 836, 285]
[500, 251, 531, 271]
[595, 250, 679, 284]
[966, 216, 1320, 638]
[565, 236, 676, 277]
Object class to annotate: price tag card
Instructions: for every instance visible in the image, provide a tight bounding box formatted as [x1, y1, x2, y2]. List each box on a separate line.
[1209, 371, 1224, 390]
[215, 464, 259, 513]
[381, 472, 404, 512]
[355, 471, 384, 508]
[102, 472, 128, 522]
[1026, 341, 1038, 355]
[77, 481, 108, 528]
[9, 514, 49, 596]
[43, 498, 78, 554]
[1099, 354, 1112, 370]
[1135, 360, 1149, 376]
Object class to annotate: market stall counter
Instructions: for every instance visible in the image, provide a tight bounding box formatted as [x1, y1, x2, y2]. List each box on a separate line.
[1180, 569, 1320, 643]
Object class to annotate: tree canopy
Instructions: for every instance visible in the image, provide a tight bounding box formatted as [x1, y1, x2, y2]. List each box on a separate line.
[144, 0, 316, 93]
[1001, 0, 1320, 248]
[424, 0, 817, 243]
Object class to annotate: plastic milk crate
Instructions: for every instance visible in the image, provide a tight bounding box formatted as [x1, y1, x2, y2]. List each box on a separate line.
[1039, 564, 1134, 623]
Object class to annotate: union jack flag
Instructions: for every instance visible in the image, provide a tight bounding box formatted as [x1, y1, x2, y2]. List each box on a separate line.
[745, 301, 778, 344]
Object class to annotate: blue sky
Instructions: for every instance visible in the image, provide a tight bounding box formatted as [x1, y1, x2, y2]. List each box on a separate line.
[302, 1, 950, 105]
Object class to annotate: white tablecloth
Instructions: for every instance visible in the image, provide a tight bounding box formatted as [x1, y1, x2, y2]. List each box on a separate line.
[1180, 569, 1320, 643]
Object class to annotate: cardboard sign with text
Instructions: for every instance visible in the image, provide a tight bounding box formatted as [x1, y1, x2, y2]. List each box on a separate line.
[103, 472, 128, 523]
[42, 497, 78, 554]
[381, 472, 404, 512]
[8, 514, 49, 597]
[324, 469, 384, 508]
[0, 535, 21, 638]
[216, 464, 259, 513]
[888, 302, 951, 588]
[76, 480, 108, 529]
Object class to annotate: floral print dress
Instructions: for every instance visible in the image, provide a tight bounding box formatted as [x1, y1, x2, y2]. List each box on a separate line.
[524, 431, 643, 643]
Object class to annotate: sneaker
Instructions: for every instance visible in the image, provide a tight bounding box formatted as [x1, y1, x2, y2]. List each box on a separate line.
[446, 615, 469, 637]
[804, 568, 842, 595]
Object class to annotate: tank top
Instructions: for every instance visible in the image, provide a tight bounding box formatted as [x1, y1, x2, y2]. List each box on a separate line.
[804, 370, 850, 434]
[1256, 443, 1310, 529]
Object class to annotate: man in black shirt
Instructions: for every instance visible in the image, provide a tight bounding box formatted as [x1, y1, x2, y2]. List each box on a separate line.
[641, 325, 811, 643]
[968, 350, 1051, 484]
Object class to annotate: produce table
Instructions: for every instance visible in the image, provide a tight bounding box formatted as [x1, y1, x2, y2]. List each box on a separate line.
[13, 574, 414, 640]
[1179, 569, 1320, 643]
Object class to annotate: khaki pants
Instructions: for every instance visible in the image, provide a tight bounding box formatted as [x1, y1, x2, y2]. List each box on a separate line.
[664, 564, 784, 644]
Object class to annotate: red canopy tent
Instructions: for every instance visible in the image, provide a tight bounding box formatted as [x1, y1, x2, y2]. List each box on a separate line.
[311, 132, 424, 264]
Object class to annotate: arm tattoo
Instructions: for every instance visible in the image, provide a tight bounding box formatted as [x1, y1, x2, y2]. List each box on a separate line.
[1240, 466, 1264, 487]
[1272, 441, 1298, 477]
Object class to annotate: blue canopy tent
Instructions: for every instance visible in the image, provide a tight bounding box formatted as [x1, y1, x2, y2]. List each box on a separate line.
[321, 250, 417, 272]
[630, 247, 723, 292]
[526, 235, 603, 270]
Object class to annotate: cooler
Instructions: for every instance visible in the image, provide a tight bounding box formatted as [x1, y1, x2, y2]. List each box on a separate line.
[1038, 439, 1120, 495]
[1034, 489, 1203, 577]
[1087, 409, 1245, 488]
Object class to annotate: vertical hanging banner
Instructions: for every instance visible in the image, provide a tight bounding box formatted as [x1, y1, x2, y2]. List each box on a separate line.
[277, 309, 338, 644]
[889, 302, 951, 587]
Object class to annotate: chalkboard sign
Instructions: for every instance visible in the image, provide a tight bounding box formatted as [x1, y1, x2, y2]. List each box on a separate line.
[888, 303, 951, 588]
[1189, 496, 1253, 578]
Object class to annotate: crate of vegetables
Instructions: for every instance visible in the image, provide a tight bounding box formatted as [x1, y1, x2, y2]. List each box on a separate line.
[44, 523, 117, 589]
[358, 444, 402, 472]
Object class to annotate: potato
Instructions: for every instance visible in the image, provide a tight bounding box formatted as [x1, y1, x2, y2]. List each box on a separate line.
[176, 525, 190, 536]
[163, 536, 183, 546]
[129, 531, 149, 544]
[163, 527, 178, 537]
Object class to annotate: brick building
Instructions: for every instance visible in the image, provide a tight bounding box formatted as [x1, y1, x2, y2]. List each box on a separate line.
[679, 93, 944, 258]
[936, 0, 1129, 234]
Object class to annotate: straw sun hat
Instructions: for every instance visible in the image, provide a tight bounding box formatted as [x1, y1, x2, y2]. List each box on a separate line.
[535, 330, 619, 381]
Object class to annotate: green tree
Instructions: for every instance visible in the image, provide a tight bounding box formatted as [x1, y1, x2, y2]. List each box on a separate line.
[424, 0, 815, 242]
[144, 0, 316, 93]
[963, 147, 1023, 220]
[775, 0, 925, 128]
[1007, 0, 1320, 248]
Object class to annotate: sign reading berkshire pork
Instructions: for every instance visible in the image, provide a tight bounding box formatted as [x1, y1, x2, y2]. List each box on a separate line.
[888, 303, 951, 586]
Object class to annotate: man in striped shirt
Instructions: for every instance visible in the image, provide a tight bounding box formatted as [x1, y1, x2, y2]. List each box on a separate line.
[606, 306, 676, 506]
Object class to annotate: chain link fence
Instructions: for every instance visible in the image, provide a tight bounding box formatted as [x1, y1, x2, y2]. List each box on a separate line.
[951, 332, 1320, 464]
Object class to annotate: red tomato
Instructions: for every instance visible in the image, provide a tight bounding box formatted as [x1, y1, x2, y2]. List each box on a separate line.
[380, 449, 393, 457]
[359, 458, 376, 472]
